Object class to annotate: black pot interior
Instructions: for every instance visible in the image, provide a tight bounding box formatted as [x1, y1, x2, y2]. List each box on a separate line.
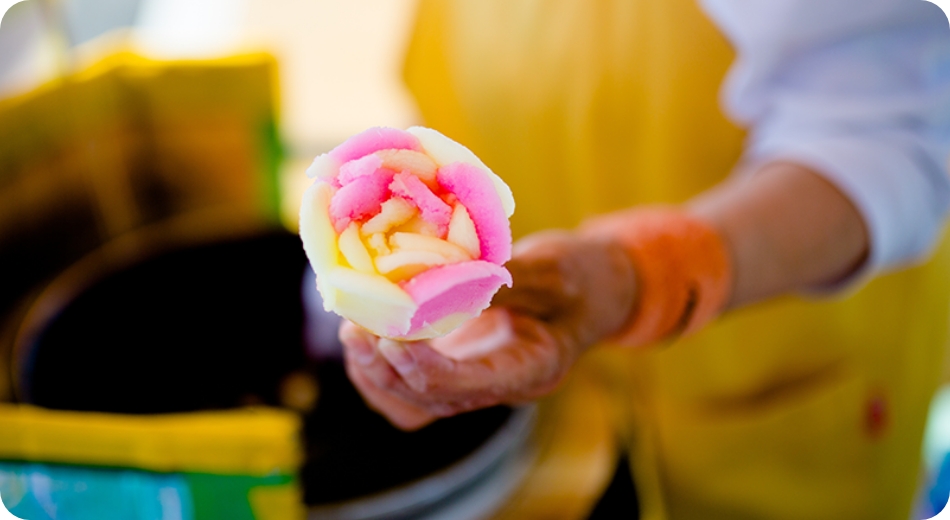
[14, 230, 511, 505]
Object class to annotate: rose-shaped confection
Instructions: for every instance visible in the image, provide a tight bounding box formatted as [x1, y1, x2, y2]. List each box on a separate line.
[299, 126, 515, 341]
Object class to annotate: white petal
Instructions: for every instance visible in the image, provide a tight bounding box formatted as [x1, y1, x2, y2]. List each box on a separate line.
[389, 232, 471, 262]
[299, 181, 341, 275]
[407, 126, 515, 218]
[446, 204, 481, 258]
[324, 267, 417, 337]
[338, 222, 376, 273]
[361, 197, 417, 235]
[375, 250, 453, 281]
[306, 154, 340, 180]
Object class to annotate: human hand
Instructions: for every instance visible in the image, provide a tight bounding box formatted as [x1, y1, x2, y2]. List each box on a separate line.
[340, 230, 637, 430]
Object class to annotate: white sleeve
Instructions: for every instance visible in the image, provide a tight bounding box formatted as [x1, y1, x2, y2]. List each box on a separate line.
[700, 0, 950, 283]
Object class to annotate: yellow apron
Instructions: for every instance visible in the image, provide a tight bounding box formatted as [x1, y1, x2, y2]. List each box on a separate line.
[405, 1, 950, 519]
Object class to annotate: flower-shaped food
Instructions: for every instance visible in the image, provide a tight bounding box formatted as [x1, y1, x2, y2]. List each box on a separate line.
[299, 127, 515, 341]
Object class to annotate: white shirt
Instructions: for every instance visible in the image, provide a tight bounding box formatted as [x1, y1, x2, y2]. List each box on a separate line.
[701, 0, 950, 283]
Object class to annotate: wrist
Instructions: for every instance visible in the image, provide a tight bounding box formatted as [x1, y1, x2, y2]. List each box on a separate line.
[579, 207, 733, 348]
[592, 236, 640, 342]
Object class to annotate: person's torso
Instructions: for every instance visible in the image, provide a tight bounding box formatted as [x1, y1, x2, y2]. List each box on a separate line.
[404, 2, 950, 518]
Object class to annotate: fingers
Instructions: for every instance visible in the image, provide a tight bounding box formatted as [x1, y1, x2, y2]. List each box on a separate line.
[341, 310, 569, 421]
[504, 229, 638, 346]
[377, 338, 454, 393]
[341, 320, 472, 417]
[383, 311, 566, 405]
[338, 223, 634, 431]
[340, 322, 438, 430]
[430, 308, 516, 360]
[484, 312, 570, 399]
[340, 321, 377, 365]
[340, 322, 419, 401]
[378, 338, 494, 399]
[344, 360, 437, 430]
[492, 231, 579, 318]
[493, 258, 569, 318]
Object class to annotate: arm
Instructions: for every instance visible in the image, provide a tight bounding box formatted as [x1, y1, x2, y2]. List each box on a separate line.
[341, 0, 950, 429]
[339, 160, 872, 430]
[700, 0, 950, 282]
[689, 161, 868, 308]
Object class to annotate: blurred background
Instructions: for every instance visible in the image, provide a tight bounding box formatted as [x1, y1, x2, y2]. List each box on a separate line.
[0, 0, 616, 520]
[0, 2, 593, 519]
[0, 0, 421, 229]
[0, 0, 421, 315]
[0, 0, 420, 141]
[0, 1, 948, 519]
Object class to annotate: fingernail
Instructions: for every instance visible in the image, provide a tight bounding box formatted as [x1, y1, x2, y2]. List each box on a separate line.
[346, 335, 376, 365]
[378, 340, 415, 375]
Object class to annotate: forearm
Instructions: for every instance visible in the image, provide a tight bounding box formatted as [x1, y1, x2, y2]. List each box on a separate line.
[687, 161, 869, 309]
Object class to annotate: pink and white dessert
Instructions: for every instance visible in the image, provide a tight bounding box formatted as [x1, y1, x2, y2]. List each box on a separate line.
[299, 126, 515, 341]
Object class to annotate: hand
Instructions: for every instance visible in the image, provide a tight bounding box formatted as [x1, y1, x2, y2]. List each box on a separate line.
[340, 230, 637, 430]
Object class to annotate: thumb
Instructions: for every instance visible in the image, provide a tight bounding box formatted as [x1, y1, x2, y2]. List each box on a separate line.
[492, 231, 580, 318]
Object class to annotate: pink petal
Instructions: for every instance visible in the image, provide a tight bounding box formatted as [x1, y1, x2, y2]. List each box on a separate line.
[390, 172, 452, 235]
[436, 163, 512, 264]
[329, 170, 395, 232]
[327, 127, 421, 164]
[401, 261, 512, 336]
[338, 154, 383, 185]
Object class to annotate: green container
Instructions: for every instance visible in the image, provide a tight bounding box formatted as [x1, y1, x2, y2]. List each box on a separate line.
[0, 405, 303, 520]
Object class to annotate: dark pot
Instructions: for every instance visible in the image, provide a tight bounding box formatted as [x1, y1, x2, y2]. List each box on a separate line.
[7, 225, 535, 518]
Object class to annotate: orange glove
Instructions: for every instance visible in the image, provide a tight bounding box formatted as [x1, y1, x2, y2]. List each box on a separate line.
[580, 207, 733, 347]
